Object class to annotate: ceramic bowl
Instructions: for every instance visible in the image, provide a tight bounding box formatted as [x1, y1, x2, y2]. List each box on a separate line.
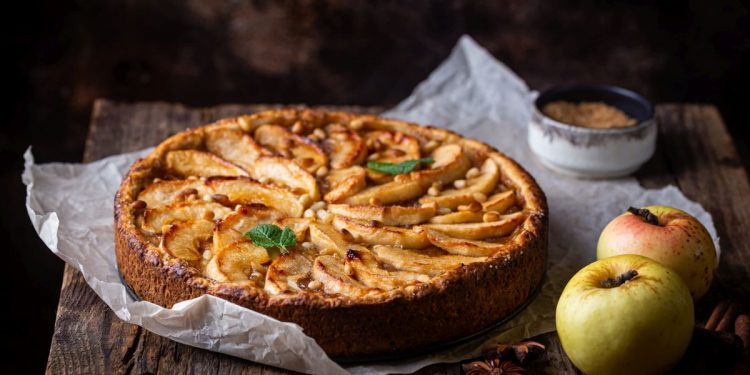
[528, 85, 656, 178]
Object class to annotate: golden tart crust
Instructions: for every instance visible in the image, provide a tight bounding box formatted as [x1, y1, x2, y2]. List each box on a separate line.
[114, 109, 548, 358]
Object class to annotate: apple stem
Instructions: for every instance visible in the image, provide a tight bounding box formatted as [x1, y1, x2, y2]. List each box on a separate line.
[600, 270, 639, 288]
[627, 207, 659, 226]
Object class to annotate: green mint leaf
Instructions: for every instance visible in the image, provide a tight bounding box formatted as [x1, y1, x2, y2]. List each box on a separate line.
[367, 157, 434, 175]
[245, 223, 282, 248]
[277, 226, 297, 253]
[244, 224, 297, 255]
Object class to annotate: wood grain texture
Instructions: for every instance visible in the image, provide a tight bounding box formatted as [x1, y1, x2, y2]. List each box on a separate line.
[46, 100, 749, 374]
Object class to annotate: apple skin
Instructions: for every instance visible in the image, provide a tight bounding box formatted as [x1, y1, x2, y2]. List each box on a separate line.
[597, 205, 716, 299]
[556, 255, 694, 375]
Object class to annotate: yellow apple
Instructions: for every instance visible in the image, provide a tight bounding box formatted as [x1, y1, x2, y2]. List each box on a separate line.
[556, 255, 694, 375]
[597, 206, 717, 299]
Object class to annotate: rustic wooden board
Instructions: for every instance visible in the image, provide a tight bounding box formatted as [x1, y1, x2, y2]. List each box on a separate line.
[46, 100, 750, 374]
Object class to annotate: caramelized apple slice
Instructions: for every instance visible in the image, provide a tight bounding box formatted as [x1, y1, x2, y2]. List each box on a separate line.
[160, 220, 214, 261]
[343, 179, 424, 205]
[371, 245, 486, 276]
[419, 193, 476, 210]
[312, 255, 377, 297]
[309, 222, 349, 257]
[364, 130, 421, 161]
[142, 201, 231, 233]
[207, 177, 305, 217]
[250, 156, 320, 201]
[345, 246, 430, 289]
[205, 127, 271, 170]
[205, 241, 270, 282]
[424, 228, 510, 257]
[420, 158, 500, 208]
[331, 216, 430, 249]
[428, 210, 483, 224]
[323, 166, 367, 203]
[137, 179, 207, 208]
[328, 203, 435, 225]
[483, 190, 516, 213]
[264, 251, 314, 295]
[273, 217, 311, 243]
[419, 212, 525, 240]
[410, 144, 471, 186]
[254, 125, 327, 173]
[165, 150, 248, 177]
[323, 124, 367, 169]
[213, 207, 281, 250]
[364, 130, 421, 183]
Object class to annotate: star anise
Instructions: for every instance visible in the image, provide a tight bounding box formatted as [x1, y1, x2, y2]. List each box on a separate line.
[462, 357, 526, 375]
[462, 341, 545, 374]
[484, 341, 546, 364]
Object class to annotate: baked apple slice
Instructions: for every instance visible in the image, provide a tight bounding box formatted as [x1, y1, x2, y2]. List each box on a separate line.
[343, 179, 424, 205]
[254, 125, 327, 173]
[331, 216, 430, 249]
[411, 144, 471, 186]
[205, 127, 271, 170]
[483, 190, 516, 213]
[165, 150, 248, 177]
[328, 203, 436, 225]
[137, 179, 207, 208]
[312, 255, 378, 297]
[142, 201, 231, 233]
[309, 222, 349, 257]
[249, 156, 320, 201]
[364, 130, 421, 183]
[160, 219, 214, 261]
[428, 210, 484, 224]
[419, 211, 525, 240]
[272, 217, 311, 243]
[370, 245, 486, 276]
[322, 166, 367, 203]
[345, 246, 430, 289]
[206, 177, 305, 217]
[420, 158, 500, 208]
[264, 251, 314, 295]
[424, 228, 511, 257]
[213, 207, 281, 250]
[205, 241, 271, 282]
[323, 124, 367, 169]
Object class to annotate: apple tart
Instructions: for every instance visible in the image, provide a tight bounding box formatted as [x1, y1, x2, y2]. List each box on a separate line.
[115, 109, 548, 358]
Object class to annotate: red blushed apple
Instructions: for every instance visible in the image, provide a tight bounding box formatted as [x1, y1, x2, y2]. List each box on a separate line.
[597, 205, 717, 299]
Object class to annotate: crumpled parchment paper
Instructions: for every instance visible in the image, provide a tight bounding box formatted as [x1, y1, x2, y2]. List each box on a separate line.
[24, 35, 719, 374]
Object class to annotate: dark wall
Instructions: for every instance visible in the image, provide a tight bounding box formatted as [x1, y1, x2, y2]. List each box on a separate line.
[3, 0, 749, 372]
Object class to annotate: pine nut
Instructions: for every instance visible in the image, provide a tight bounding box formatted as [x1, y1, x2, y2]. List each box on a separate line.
[453, 179, 466, 189]
[466, 167, 480, 179]
[316, 166, 329, 177]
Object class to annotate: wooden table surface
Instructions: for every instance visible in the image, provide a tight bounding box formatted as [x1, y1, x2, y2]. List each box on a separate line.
[45, 100, 750, 374]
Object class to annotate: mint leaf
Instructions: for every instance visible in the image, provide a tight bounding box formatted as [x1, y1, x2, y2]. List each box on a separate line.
[367, 157, 434, 175]
[277, 227, 297, 253]
[244, 224, 296, 254]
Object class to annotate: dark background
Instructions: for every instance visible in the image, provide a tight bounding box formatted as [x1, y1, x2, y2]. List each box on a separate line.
[2, 0, 749, 373]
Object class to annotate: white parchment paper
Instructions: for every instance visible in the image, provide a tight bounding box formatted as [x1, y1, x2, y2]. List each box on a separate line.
[24, 35, 719, 374]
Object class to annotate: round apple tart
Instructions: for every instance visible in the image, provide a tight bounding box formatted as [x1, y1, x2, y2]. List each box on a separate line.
[114, 109, 548, 358]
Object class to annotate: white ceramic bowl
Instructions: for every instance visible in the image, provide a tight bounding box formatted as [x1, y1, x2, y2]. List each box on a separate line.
[528, 85, 657, 178]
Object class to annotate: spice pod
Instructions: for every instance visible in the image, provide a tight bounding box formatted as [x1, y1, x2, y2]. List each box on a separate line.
[528, 84, 656, 178]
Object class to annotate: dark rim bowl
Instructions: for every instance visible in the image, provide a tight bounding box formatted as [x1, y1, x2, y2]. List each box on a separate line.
[533, 84, 655, 134]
